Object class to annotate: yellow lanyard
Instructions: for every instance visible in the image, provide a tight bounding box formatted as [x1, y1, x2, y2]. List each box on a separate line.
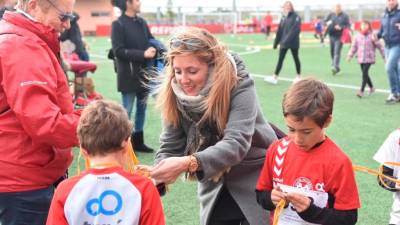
[77, 141, 143, 176]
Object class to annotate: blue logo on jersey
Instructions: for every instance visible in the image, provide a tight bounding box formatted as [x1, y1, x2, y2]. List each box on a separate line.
[86, 190, 123, 216]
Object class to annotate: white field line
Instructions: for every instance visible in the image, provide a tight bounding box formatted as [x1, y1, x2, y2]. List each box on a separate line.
[89, 45, 261, 60]
[88, 44, 390, 95]
[251, 73, 390, 94]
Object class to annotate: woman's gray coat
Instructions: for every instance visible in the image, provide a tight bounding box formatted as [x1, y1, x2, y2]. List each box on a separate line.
[155, 54, 277, 225]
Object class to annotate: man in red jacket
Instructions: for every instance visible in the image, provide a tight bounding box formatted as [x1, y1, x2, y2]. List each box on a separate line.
[0, 0, 79, 224]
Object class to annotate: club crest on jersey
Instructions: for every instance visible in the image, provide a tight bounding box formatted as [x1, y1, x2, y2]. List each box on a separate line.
[293, 177, 313, 190]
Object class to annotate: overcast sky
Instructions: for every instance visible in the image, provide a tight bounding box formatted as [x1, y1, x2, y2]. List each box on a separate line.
[142, 0, 385, 9]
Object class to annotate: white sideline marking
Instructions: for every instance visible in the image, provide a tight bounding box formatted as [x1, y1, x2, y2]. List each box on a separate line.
[90, 53, 107, 59]
[251, 73, 390, 94]
[88, 45, 390, 95]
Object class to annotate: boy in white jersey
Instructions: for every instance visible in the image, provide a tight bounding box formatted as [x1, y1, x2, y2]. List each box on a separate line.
[46, 100, 165, 225]
[374, 128, 400, 225]
[256, 78, 360, 225]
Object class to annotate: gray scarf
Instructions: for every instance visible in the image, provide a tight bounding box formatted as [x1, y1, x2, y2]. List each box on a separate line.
[170, 53, 239, 156]
[171, 77, 219, 156]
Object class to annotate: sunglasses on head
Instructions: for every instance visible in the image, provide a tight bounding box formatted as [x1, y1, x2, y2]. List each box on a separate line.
[44, 0, 75, 22]
[169, 37, 205, 51]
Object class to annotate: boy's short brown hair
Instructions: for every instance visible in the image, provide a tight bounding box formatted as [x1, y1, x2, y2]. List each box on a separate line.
[282, 78, 334, 127]
[78, 100, 133, 156]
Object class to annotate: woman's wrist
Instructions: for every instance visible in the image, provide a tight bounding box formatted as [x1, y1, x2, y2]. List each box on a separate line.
[186, 155, 199, 173]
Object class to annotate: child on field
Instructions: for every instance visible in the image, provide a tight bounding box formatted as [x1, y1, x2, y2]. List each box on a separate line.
[46, 100, 165, 225]
[373, 128, 400, 225]
[313, 16, 324, 46]
[256, 78, 360, 225]
[347, 20, 385, 98]
[83, 77, 103, 101]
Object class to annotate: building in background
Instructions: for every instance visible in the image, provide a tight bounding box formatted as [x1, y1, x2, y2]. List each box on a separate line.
[74, 0, 114, 36]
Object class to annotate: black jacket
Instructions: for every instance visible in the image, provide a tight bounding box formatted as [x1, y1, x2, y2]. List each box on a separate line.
[324, 12, 350, 38]
[60, 13, 85, 56]
[273, 11, 301, 49]
[111, 14, 154, 93]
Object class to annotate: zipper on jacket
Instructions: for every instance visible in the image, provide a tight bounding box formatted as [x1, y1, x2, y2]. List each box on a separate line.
[129, 62, 134, 75]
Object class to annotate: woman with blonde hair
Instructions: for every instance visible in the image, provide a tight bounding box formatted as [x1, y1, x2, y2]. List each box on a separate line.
[151, 27, 277, 225]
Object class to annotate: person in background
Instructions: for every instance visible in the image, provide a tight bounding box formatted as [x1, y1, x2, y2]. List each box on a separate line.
[347, 20, 385, 98]
[264, 1, 301, 85]
[0, 0, 79, 224]
[377, 0, 400, 103]
[324, 3, 351, 75]
[256, 78, 360, 225]
[0, 0, 17, 19]
[60, 11, 89, 61]
[111, 0, 156, 152]
[373, 128, 400, 225]
[46, 100, 165, 225]
[151, 27, 277, 225]
[314, 16, 325, 46]
[264, 11, 273, 38]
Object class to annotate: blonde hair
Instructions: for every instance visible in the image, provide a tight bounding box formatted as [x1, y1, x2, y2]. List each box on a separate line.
[283, 1, 294, 12]
[156, 27, 238, 134]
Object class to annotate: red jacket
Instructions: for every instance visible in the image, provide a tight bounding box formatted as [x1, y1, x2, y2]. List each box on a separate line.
[0, 12, 79, 192]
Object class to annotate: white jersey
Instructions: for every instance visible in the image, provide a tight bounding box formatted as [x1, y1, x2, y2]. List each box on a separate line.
[373, 129, 400, 225]
[46, 167, 165, 225]
[374, 129, 400, 179]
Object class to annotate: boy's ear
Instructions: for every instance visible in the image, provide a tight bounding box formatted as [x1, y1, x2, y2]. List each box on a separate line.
[323, 115, 333, 128]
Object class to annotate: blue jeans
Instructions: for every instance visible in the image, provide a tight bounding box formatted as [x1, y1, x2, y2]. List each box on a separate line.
[329, 36, 343, 71]
[385, 45, 400, 95]
[121, 91, 148, 132]
[77, 50, 89, 62]
[0, 186, 54, 225]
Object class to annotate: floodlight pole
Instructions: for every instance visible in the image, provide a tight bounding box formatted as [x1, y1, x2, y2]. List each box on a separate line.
[232, 0, 238, 35]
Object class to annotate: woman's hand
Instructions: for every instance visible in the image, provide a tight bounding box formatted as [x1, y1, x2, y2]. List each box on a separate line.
[151, 157, 190, 185]
[285, 192, 311, 213]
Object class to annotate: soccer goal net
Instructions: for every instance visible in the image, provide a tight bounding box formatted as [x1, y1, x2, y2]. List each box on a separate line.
[180, 12, 238, 34]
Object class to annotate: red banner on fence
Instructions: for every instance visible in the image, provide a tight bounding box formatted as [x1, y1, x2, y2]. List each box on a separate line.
[95, 20, 381, 36]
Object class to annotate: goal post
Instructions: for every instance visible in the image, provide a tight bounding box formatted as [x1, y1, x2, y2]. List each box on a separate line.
[181, 12, 238, 35]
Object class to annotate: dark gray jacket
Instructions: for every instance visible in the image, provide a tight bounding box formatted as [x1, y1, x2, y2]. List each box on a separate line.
[324, 12, 350, 38]
[155, 54, 276, 225]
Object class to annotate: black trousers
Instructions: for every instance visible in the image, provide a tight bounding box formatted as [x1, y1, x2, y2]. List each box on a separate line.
[266, 26, 271, 36]
[314, 32, 324, 43]
[208, 186, 250, 225]
[274, 48, 301, 76]
[360, 63, 373, 92]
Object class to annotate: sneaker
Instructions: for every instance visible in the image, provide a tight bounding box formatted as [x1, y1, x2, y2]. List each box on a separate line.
[331, 67, 337, 75]
[356, 91, 363, 98]
[368, 87, 375, 95]
[385, 93, 399, 104]
[332, 67, 340, 76]
[293, 76, 301, 83]
[264, 76, 278, 85]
